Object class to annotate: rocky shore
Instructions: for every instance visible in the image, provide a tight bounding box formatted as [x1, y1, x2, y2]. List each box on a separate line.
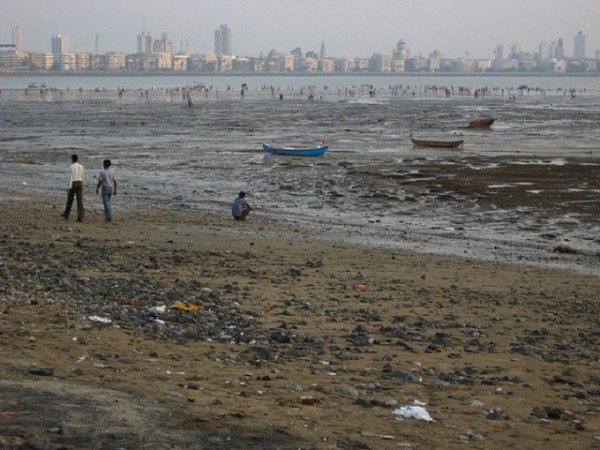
[1, 192, 599, 449]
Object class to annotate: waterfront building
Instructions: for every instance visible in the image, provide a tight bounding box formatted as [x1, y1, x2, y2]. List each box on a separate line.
[391, 59, 405, 73]
[74, 53, 91, 71]
[29, 52, 54, 71]
[370, 53, 391, 72]
[57, 53, 76, 71]
[173, 54, 188, 72]
[0, 45, 19, 71]
[319, 58, 335, 73]
[283, 54, 295, 72]
[335, 57, 356, 73]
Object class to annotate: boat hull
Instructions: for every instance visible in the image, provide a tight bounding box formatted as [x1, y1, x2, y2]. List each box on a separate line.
[466, 118, 495, 129]
[410, 138, 463, 149]
[262, 143, 328, 156]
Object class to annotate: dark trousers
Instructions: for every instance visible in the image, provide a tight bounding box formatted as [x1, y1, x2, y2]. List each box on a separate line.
[64, 181, 84, 220]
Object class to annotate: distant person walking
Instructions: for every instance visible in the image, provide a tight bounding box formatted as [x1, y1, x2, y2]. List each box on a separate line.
[62, 154, 84, 222]
[231, 191, 254, 220]
[96, 159, 117, 222]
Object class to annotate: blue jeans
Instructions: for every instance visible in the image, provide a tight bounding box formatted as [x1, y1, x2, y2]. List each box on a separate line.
[101, 186, 113, 221]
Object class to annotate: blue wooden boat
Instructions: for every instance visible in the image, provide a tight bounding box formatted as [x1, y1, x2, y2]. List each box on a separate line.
[262, 143, 328, 157]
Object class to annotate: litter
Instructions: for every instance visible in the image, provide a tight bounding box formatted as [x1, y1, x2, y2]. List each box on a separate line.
[87, 315, 112, 324]
[392, 405, 434, 421]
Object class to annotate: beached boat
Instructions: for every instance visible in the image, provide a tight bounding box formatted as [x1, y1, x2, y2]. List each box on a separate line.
[466, 117, 495, 129]
[410, 137, 464, 149]
[262, 143, 328, 157]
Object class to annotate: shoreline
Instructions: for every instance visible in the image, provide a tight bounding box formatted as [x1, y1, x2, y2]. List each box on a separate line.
[3, 71, 600, 78]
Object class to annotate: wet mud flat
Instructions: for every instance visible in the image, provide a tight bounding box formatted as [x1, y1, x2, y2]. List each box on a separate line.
[1, 85, 599, 276]
[1, 194, 599, 449]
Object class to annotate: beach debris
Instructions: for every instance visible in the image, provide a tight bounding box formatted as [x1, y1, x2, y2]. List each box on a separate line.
[356, 284, 368, 291]
[553, 242, 581, 254]
[171, 301, 200, 312]
[486, 407, 505, 420]
[148, 305, 166, 315]
[87, 315, 112, 324]
[392, 405, 434, 421]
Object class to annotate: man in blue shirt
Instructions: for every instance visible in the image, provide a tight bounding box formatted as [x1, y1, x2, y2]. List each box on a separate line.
[231, 191, 254, 220]
[96, 159, 117, 222]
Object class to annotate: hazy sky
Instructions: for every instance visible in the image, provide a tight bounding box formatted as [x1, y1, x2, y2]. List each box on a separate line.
[2, 0, 599, 59]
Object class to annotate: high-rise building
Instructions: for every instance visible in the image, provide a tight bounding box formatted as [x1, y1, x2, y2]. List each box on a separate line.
[494, 44, 504, 60]
[51, 34, 68, 54]
[556, 38, 565, 59]
[574, 31, 586, 59]
[393, 40, 410, 59]
[538, 42, 548, 60]
[320, 41, 326, 60]
[12, 26, 22, 51]
[214, 25, 232, 57]
[137, 32, 152, 54]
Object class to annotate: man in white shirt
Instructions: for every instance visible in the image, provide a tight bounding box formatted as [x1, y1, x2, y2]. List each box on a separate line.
[62, 154, 84, 222]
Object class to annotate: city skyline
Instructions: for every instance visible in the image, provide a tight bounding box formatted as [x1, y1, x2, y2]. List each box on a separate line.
[2, 0, 599, 60]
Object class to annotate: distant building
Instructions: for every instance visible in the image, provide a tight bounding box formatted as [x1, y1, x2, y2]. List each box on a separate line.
[153, 33, 173, 54]
[319, 58, 335, 73]
[370, 53, 391, 72]
[51, 34, 68, 54]
[494, 44, 504, 61]
[320, 41, 326, 60]
[29, 52, 54, 71]
[538, 42, 548, 60]
[137, 31, 152, 55]
[12, 26, 22, 51]
[214, 25, 232, 57]
[574, 31, 586, 59]
[393, 39, 410, 59]
[555, 38, 565, 59]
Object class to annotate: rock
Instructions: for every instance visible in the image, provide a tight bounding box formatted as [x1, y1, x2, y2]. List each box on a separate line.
[389, 370, 418, 383]
[27, 366, 54, 376]
[335, 384, 359, 398]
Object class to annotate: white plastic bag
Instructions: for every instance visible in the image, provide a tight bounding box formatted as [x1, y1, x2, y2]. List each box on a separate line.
[392, 405, 434, 421]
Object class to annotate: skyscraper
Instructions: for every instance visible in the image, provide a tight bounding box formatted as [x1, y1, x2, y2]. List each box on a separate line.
[494, 44, 504, 60]
[574, 31, 586, 59]
[556, 38, 565, 59]
[51, 34, 68, 54]
[12, 26, 22, 51]
[214, 25, 232, 57]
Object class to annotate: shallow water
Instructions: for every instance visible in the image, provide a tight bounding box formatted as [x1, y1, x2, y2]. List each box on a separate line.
[1, 76, 599, 273]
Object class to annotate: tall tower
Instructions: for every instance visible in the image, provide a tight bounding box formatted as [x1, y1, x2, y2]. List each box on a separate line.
[538, 42, 548, 61]
[320, 41, 326, 60]
[51, 34, 68, 54]
[494, 44, 504, 60]
[137, 18, 152, 54]
[12, 26, 22, 51]
[556, 38, 565, 59]
[393, 39, 410, 59]
[574, 31, 586, 59]
[214, 25, 232, 57]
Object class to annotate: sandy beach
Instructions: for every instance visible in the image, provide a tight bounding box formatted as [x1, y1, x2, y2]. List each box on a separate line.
[1, 190, 599, 449]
